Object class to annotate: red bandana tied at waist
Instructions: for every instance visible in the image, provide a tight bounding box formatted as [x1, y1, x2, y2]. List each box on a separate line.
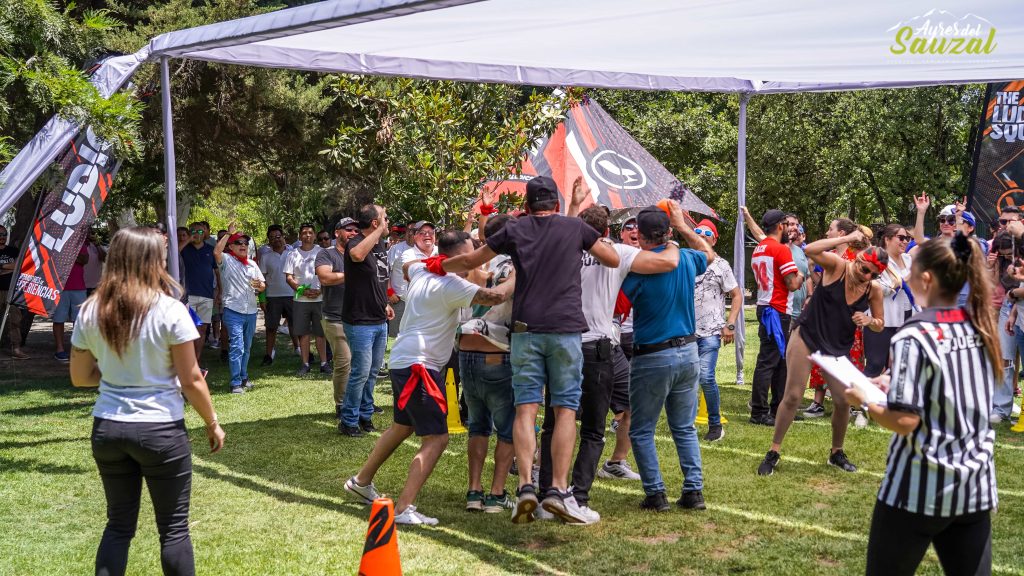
[396, 364, 447, 414]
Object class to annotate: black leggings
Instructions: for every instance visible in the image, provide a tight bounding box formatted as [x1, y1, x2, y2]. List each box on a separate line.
[866, 501, 991, 576]
[91, 418, 195, 576]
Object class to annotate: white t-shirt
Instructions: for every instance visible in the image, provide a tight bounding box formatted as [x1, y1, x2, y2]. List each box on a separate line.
[72, 294, 200, 422]
[581, 242, 639, 345]
[284, 245, 323, 302]
[389, 262, 479, 371]
[392, 244, 438, 299]
[220, 255, 265, 315]
[388, 241, 411, 296]
[258, 245, 295, 298]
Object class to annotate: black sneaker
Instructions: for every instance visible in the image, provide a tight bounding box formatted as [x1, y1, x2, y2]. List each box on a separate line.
[639, 492, 670, 512]
[703, 425, 724, 442]
[359, 419, 377, 433]
[512, 485, 538, 524]
[749, 414, 775, 426]
[373, 404, 384, 414]
[338, 423, 365, 437]
[320, 362, 331, 374]
[757, 450, 781, 476]
[678, 490, 706, 510]
[243, 379, 253, 390]
[296, 363, 311, 377]
[828, 449, 858, 473]
[260, 354, 274, 366]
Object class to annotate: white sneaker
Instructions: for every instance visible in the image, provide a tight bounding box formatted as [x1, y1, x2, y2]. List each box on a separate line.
[343, 476, 380, 505]
[578, 505, 601, 524]
[394, 504, 438, 526]
[1013, 403, 1021, 418]
[541, 491, 594, 525]
[277, 325, 290, 335]
[989, 413, 1008, 425]
[854, 411, 869, 429]
[294, 346, 301, 356]
[597, 460, 642, 480]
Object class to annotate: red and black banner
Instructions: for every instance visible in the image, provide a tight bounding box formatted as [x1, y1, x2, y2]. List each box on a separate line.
[968, 81, 1024, 232]
[477, 97, 718, 219]
[9, 127, 119, 317]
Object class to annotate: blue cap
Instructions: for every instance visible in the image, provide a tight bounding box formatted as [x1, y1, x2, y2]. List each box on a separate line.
[961, 211, 976, 227]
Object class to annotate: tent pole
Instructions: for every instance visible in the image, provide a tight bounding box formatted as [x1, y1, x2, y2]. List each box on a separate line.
[734, 93, 749, 386]
[161, 56, 180, 280]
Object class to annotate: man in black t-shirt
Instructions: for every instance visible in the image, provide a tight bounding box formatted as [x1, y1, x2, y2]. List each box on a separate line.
[0, 225, 26, 359]
[317, 217, 360, 427]
[443, 176, 620, 525]
[338, 204, 395, 437]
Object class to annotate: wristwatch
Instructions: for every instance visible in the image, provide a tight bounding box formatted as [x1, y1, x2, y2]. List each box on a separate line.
[726, 324, 736, 331]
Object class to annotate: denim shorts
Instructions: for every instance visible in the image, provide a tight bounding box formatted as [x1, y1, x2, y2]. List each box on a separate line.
[459, 351, 515, 443]
[53, 289, 87, 323]
[510, 332, 583, 410]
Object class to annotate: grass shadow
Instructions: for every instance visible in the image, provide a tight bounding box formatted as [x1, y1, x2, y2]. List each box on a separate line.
[0, 455, 90, 475]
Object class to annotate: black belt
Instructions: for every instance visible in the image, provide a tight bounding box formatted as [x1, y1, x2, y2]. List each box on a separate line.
[633, 335, 697, 357]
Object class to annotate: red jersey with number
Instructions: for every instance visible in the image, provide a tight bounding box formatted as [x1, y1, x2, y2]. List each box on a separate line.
[751, 237, 798, 314]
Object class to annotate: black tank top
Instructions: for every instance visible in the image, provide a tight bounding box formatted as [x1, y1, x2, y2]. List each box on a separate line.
[795, 268, 870, 356]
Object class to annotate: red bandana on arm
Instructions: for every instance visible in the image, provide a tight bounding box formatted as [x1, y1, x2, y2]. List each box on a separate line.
[226, 233, 249, 266]
[396, 364, 447, 414]
[423, 254, 448, 276]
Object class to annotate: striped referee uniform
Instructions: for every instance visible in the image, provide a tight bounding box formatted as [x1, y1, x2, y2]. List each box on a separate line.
[879, 307, 997, 516]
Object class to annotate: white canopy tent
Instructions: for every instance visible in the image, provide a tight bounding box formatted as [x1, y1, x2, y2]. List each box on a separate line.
[2, 0, 1023, 381]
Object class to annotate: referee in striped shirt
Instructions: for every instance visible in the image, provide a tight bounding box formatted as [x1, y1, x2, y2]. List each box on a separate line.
[847, 233, 1000, 576]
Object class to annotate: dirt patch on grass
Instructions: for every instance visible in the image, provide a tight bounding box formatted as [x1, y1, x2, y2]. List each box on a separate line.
[629, 533, 681, 545]
[817, 555, 842, 568]
[808, 475, 842, 496]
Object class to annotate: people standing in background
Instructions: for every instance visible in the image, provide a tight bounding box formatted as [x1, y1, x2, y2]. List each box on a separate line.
[691, 218, 741, 442]
[0, 225, 28, 359]
[848, 234, 999, 576]
[258, 224, 297, 366]
[285, 223, 328, 377]
[82, 228, 106, 297]
[863, 224, 914, 377]
[316, 217, 359, 427]
[214, 223, 266, 394]
[69, 226, 225, 576]
[180, 221, 220, 375]
[53, 243, 89, 363]
[387, 222, 413, 338]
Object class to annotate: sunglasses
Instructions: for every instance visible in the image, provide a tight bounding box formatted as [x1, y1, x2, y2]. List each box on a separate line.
[937, 216, 957, 225]
[0, 233, 7, 238]
[1000, 218, 1018, 226]
[694, 228, 715, 238]
[858, 263, 880, 280]
[231, 241, 247, 246]
[190, 229, 205, 235]
[622, 223, 637, 231]
[895, 234, 912, 242]
[317, 236, 331, 241]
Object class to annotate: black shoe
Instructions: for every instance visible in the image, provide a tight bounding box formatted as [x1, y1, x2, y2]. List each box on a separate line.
[828, 449, 858, 472]
[703, 425, 724, 442]
[359, 418, 377, 433]
[749, 414, 775, 426]
[678, 490, 706, 510]
[296, 363, 311, 377]
[793, 411, 805, 421]
[373, 404, 384, 414]
[338, 423, 365, 437]
[335, 404, 342, 420]
[757, 450, 781, 476]
[320, 362, 331, 374]
[639, 492, 671, 512]
[260, 354, 273, 366]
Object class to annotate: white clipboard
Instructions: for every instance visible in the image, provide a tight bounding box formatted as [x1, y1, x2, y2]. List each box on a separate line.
[809, 352, 888, 406]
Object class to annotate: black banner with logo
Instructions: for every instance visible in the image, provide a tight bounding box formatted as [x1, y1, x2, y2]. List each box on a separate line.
[968, 81, 1024, 232]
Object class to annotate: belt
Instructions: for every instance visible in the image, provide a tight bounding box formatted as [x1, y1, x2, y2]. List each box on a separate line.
[633, 335, 697, 357]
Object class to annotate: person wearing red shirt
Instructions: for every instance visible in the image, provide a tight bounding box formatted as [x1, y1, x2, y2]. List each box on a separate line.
[748, 209, 803, 425]
[53, 244, 90, 362]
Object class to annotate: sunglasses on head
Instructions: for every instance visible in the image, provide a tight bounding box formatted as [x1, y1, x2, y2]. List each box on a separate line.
[694, 228, 714, 238]
[937, 215, 957, 225]
[858, 263, 880, 280]
[622, 223, 637, 230]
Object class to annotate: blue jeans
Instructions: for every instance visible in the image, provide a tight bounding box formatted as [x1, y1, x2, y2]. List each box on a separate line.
[341, 322, 388, 427]
[223, 307, 256, 388]
[510, 332, 583, 410]
[459, 352, 515, 444]
[629, 343, 703, 495]
[993, 301, 1017, 418]
[697, 335, 722, 427]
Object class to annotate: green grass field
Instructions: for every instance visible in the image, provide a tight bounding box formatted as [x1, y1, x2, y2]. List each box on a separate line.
[3, 318, 1024, 575]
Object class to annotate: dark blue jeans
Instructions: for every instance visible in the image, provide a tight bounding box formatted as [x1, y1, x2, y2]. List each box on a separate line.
[91, 418, 194, 576]
[341, 322, 388, 427]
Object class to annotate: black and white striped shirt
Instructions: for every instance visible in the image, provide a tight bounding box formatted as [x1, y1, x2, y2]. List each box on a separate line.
[878, 307, 998, 517]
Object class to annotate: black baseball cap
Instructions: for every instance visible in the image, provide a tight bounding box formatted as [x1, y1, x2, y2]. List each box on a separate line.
[761, 209, 787, 230]
[637, 205, 670, 239]
[526, 176, 560, 206]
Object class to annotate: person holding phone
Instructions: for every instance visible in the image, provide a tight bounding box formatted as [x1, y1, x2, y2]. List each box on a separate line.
[847, 233, 1000, 576]
[70, 226, 225, 576]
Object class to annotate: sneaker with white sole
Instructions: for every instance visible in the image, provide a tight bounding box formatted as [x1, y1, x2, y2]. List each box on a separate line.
[854, 411, 869, 428]
[804, 401, 825, 418]
[577, 505, 601, 524]
[541, 490, 593, 525]
[534, 506, 555, 521]
[394, 505, 438, 526]
[512, 485, 538, 524]
[343, 476, 380, 505]
[482, 491, 514, 513]
[466, 490, 485, 512]
[597, 460, 642, 480]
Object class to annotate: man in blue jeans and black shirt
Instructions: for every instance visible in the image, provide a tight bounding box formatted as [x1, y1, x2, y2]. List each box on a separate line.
[621, 201, 715, 513]
[443, 175, 620, 525]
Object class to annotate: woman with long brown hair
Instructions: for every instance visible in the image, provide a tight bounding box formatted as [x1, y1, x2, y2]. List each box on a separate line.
[863, 223, 915, 377]
[848, 233, 1000, 575]
[70, 226, 225, 576]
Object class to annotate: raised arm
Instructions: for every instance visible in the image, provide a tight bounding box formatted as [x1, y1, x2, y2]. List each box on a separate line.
[350, 209, 388, 262]
[213, 222, 235, 265]
[740, 206, 766, 242]
[630, 242, 680, 274]
[804, 231, 862, 273]
[566, 176, 590, 218]
[667, 200, 715, 264]
[911, 192, 929, 245]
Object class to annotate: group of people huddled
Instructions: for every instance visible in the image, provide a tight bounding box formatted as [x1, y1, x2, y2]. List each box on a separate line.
[62, 176, 1018, 575]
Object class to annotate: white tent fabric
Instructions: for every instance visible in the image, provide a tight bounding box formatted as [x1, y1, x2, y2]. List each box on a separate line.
[148, 0, 1024, 92]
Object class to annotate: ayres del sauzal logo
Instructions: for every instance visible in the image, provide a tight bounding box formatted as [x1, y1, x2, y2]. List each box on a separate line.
[889, 9, 996, 56]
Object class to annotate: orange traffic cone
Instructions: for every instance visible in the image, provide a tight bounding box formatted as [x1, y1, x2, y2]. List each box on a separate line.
[359, 498, 402, 576]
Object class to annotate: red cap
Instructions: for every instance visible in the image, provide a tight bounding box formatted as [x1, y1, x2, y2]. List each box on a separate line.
[696, 219, 718, 239]
[227, 233, 246, 244]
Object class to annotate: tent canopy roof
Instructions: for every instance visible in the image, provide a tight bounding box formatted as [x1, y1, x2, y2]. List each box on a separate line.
[144, 0, 1024, 93]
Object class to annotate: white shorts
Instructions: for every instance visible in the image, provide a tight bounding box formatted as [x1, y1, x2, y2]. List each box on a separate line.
[188, 295, 215, 324]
